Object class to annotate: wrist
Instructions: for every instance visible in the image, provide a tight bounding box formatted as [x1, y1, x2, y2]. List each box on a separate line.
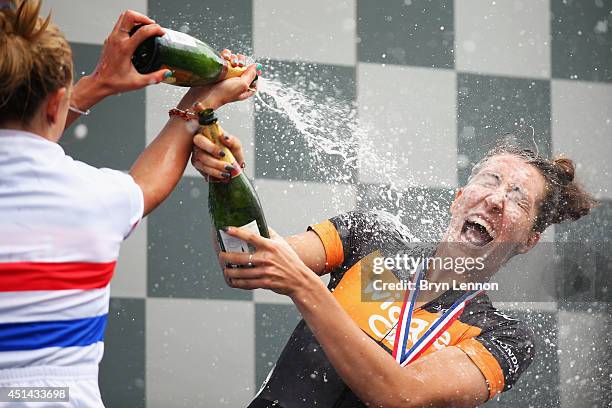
[179, 88, 223, 111]
[290, 267, 327, 303]
[71, 75, 111, 111]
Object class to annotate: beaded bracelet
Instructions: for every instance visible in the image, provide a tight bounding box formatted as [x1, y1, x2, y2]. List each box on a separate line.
[168, 107, 199, 121]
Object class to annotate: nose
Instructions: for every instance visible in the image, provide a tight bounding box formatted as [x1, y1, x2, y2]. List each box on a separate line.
[484, 189, 504, 212]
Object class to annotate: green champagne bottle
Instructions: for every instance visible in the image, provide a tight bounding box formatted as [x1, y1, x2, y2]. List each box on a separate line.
[198, 109, 270, 255]
[130, 25, 248, 87]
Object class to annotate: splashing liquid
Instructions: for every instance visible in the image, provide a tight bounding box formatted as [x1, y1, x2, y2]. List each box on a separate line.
[252, 74, 451, 239]
[254, 77, 362, 178]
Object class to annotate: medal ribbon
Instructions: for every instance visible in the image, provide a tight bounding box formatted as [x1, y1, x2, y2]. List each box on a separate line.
[391, 265, 482, 366]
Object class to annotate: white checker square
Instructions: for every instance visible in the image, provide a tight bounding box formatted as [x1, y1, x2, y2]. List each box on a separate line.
[217, 100, 255, 180]
[41, 0, 147, 45]
[254, 0, 356, 66]
[147, 298, 255, 407]
[358, 63, 457, 188]
[552, 79, 612, 199]
[146, 85, 255, 179]
[455, 0, 550, 79]
[254, 179, 356, 236]
[145, 84, 189, 145]
[112, 218, 147, 298]
[252, 179, 355, 304]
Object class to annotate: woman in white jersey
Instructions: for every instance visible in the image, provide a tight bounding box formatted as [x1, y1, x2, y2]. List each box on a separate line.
[0, 1, 256, 406]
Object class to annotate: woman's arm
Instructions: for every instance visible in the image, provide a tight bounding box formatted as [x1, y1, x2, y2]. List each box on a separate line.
[285, 231, 327, 275]
[65, 10, 171, 128]
[130, 66, 258, 216]
[218, 227, 489, 408]
[64, 9, 258, 216]
[192, 128, 328, 274]
[290, 277, 489, 408]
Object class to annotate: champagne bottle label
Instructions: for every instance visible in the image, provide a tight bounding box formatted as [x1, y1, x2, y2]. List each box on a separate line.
[162, 28, 198, 47]
[218, 220, 260, 253]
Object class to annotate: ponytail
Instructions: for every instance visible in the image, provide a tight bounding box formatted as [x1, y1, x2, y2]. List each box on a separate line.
[0, 0, 72, 124]
[548, 157, 597, 225]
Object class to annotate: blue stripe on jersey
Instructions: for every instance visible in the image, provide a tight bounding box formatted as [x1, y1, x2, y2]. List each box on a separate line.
[0, 314, 107, 351]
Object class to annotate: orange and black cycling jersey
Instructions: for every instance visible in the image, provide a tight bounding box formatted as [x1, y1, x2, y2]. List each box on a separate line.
[250, 211, 535, 408]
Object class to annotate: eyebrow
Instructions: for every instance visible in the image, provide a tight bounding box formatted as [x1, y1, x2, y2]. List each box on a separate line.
[478, 171, 501, 181]
[481, 171, 533, 204]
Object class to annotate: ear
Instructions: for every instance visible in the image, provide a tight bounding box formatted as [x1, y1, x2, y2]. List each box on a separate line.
[45, 87, 68, 124]
[516, 231, 541, 254]
[450, 188, 463, 213]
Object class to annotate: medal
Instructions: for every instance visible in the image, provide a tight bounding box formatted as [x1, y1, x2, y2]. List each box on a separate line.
[391, 265, 482, 366]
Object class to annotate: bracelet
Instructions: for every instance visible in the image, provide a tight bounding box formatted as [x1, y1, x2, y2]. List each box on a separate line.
[169, 107, 199, 121]
[69, 105, 91, 116]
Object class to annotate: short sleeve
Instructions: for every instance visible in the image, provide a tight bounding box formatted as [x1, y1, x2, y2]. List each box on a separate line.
[94, 168, 144, 239]
[308, 219, 344, 273]
[456, 308, 535, 400]
[308, 211, 410, 274]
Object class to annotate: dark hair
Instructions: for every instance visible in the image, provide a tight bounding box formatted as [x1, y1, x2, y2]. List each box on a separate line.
[468, 140, 599, 233]
[0, 0, 72, 124]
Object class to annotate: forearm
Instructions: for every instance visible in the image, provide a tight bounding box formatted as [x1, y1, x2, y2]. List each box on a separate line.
[290, 277, 421, 408]
[285, 231, 327, 275]
[65, 75, 110, 129]
[130, 115, 194, 216]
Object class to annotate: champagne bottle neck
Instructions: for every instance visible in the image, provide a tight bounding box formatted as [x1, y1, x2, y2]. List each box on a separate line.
[221, 61, 248, 80]
[200, 122, 242, 180]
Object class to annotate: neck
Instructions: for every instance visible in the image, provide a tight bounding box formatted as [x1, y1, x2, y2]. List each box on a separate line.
[1, 118, 55, 142]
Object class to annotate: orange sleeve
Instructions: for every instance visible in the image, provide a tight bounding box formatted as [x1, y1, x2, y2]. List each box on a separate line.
[308, 220, 344, 272]
[456, 338, 505, 400]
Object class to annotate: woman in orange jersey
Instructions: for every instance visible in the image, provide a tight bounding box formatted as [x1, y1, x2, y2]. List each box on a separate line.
[194, 136, 597, 407]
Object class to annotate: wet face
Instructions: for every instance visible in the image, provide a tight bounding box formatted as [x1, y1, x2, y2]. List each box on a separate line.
[444, 154, 547, 266]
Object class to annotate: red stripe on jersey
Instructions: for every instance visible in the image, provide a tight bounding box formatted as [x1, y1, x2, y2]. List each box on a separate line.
[0, 261, 115, 291]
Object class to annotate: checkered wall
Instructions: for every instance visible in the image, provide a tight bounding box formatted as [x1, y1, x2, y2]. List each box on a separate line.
[42, 1, 611, 407]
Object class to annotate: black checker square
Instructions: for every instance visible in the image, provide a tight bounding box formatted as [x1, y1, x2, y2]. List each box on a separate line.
[551, 0, 612, 83]
[357, 0, 454, 68]
[63, 43, 146, 171]
[457, 73, 551, 185]
[100, 297, 146, 408]
[254, 59, 357, 184]
[147, 177, 252, 301]
[148, 0, 252, 55]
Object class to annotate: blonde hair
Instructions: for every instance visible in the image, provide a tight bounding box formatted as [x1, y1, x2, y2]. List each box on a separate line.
[0, 0, 72, 124]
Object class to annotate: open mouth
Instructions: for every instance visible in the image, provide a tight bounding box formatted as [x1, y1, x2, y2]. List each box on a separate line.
[460, 217, 495, 247]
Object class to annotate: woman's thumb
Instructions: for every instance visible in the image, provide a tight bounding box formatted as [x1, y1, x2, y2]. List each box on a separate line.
[145, 69, 172, 86]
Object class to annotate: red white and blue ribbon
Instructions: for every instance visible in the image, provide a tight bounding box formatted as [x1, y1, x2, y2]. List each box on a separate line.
[391, 265, 425, 364]
[391, 266, 482, 367]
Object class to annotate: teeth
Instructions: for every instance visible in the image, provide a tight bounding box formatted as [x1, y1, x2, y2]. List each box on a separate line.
[468, 216, 497, 239]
